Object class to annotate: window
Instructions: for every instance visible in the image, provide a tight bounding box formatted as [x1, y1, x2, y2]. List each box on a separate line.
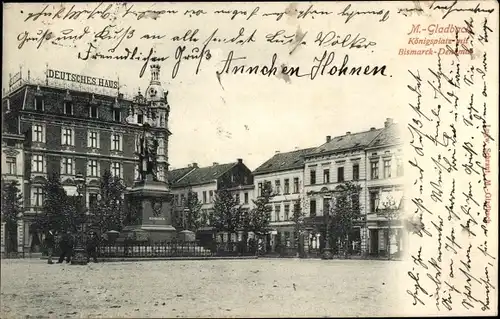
[157, 139, 164, 155]
[310, 199, 317, 217]
[88, 160, 98, 177]
[284, 179, 290, 194]
[111, 162, 121, 178]
[370, 192, 379, 213]
[35, 97, 44, 111]
[137, 112, 144, 124]
[284, 204, 290, 220]
[235, 193, 240, 204]
[89, 105, 98, 118]
[32, 124, 44, 143]
[89, 193, 99, 208]
[371, 161, 379, 180]
[244, 192, 249, 204]
[209, 190, 214, 203]
[323, 169, 330, 184]
[64, 101, 73, 115]
[337, 167, 344, 182]
[258, 183, 263, 197]
[113, 109, 121, 122]
[62, 128, 74, 146]
[32, 186, 44, 207]
[275, 180, 281, 194]
[274, 205, 281, 221]
[180, 194, 185, 205]
[293, 177, 299, 193]
[353, 164, 359, 181]
[32, 155, 44, 172]
[352, 193, 360, 212]
[203, 191, 207, 203]
[323, 198, 331, 215]
[111, 133, 122, 151]
[174, 194, 179, 206]
[310, 169, 316, 185]
[396, 158, 404, 177]
[88, 131, 99, 148]
[6, 157, 16, 174]
[384, 160, 392, 178]
[62, 157, 73, 175]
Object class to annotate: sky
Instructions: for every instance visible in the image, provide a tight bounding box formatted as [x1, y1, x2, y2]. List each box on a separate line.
[3, 2, 404, 171]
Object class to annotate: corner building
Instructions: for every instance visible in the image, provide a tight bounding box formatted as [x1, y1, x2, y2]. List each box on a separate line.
[1, 65, 171, 253]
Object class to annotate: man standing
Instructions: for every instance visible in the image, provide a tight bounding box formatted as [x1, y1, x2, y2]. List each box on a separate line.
[44, 229, 56, 264]
[57, 230, 74, 264]
[86, 231, 99, 263]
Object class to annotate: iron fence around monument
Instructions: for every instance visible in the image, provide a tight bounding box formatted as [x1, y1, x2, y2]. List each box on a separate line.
[98, 241, 256, 258]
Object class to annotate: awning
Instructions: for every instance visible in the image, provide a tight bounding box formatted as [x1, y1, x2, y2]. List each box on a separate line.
[378, 190, 404, 210]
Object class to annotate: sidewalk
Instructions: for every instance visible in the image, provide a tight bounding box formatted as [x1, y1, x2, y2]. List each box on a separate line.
[38, 255, 402, 262]
[40, 255, 259, 262]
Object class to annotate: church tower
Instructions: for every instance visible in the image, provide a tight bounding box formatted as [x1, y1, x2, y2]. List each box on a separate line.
[145, 64, 170, 183]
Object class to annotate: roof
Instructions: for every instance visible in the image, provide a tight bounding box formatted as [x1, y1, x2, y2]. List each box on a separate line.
[167, 167, 196, 184]
[172, 162, 238, 187]
[367, 123, 402, 149]
[307, 128, 383, 156]
[253, 148, 315, 175]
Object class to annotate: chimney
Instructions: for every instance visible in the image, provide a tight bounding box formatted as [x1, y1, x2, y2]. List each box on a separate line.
[237, 158, 243, 164]
[213, 162, 219, 166]
[346, 132, 351, 135]
[275, 150, 280, 154]
[384, 118, 394, 128]
[370, 127, 376, 131]
[326, 135, 331, 142]
[192, 163, 198, 168]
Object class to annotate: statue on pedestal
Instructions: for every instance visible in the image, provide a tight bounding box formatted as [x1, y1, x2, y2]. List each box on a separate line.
[136, 122, 159, 181]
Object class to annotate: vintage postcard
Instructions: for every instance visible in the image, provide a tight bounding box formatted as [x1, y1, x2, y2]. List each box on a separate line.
[1, 1, 498, 318]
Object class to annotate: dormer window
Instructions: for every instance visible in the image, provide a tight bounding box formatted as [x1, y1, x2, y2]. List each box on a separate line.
[64, 101, 73, 115]
[89, 105, 98, 118]
[113, 109, 121, 122]
[35, 96, 44, 111]
[137, 112, 144, 124]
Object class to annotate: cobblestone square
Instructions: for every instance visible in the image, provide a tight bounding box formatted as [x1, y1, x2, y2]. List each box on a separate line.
[1, 258, 405, 318]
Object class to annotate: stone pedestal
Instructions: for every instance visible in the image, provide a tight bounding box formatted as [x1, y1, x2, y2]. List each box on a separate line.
[120, 179, 177, 243]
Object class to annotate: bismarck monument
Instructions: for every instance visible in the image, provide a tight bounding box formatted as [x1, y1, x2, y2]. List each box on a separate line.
[119, 64, 176, 243]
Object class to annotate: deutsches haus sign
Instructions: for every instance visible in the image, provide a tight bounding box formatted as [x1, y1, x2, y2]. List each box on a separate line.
[47, 69, 119, 89]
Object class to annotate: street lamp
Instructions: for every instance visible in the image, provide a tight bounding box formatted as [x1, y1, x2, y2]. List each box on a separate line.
[295, 216, 304, 258]
[71, 173, 88, 265]
[322, 194, 334, 260]
[183, 207, 189, 230]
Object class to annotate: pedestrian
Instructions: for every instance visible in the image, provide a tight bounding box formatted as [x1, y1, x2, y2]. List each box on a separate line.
[86, 231, 99, 263]
[57, 229, 74, 264]
[45, 229, 56, 264]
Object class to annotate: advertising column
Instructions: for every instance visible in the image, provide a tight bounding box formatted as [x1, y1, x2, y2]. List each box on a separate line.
[1, 222, 5, 256]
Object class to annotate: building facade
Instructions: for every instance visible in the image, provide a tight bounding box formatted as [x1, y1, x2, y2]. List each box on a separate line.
[1, 64, 171, 253]
[364, 119, 404, 257]
[303, 128, 383, 255]
[167, 159, 254, 242]
[1, 130, 26, 255]
[252, 148, 314, 252]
